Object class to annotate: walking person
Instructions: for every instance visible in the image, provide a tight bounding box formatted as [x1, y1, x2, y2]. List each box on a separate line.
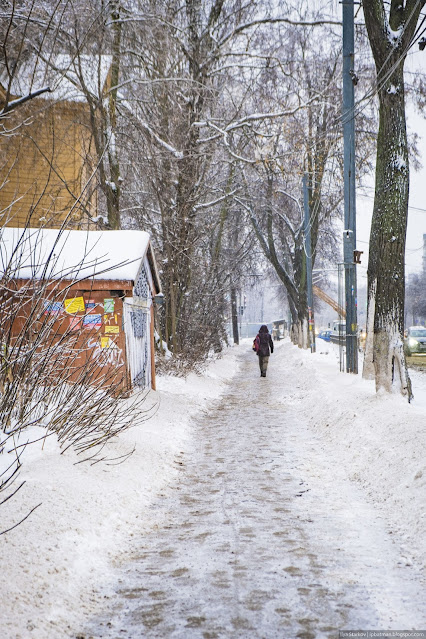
[253, 324, 274, 377]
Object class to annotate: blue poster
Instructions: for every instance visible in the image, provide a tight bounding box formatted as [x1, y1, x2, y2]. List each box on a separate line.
[83, 314, 102, 328]
[44, 301, 63, 314]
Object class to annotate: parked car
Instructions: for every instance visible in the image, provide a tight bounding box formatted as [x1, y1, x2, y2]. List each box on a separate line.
[404, 326, 426, 356]
[318, 329, 331, 342]
[329, 320, 346, 345]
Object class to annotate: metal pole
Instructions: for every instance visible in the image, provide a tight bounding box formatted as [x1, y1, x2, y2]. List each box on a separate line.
[342, 0, 358, 373]
[303, 173, 316, 353]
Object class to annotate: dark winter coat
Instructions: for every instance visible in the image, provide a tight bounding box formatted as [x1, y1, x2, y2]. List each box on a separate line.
[256, 325, 274, 357]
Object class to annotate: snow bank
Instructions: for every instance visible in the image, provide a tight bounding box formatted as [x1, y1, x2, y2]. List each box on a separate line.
[0, 345, 242, 639]
[280, 339, 426, 574]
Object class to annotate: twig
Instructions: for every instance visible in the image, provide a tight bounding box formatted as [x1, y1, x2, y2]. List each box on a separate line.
[0, 503, 42, 535]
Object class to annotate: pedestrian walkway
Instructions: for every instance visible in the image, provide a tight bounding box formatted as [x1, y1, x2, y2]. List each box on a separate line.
[85, 345, 425, 638]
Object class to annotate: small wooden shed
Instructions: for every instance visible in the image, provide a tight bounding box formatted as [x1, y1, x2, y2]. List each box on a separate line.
[1, 228, 161, 392]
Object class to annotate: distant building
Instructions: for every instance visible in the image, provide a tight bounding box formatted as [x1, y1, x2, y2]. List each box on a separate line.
[0, 55, 111, 229]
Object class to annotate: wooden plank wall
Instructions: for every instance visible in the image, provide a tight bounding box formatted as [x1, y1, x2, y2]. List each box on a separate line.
[6, 282, 132, 393]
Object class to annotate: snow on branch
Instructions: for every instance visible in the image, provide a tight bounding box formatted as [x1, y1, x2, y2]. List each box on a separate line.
[198, 121, 256, 164]
[194, 93, 321, 139]
[125, 108, 184, 159]
[197, 131, 222, 144]
[235, 196, 271, 259]
[193, 92, 321, 162]
[0, 87, 52, 116]
[236, 191, 298, 296]
[222, 134, 256, 165]
[386, 22, 403, 45]
[219, 16, 342, 49]
[141, 124, 183, 159]
[275, 189, 303, 234]
[193, 189, 239, 212]
[273, 208, 298, 237]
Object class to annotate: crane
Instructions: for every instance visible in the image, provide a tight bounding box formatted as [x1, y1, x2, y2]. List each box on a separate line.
[313, 285, 346, 318]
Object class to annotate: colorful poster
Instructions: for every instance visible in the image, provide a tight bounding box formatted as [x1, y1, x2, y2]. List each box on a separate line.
[83, 314, 102, 328]
[85, 299, 96, 310]
[69, 316, 82, 331]
[65, 296, 85, 314]
[100, 337, 113, 349]
[43, 301, 63, 314]
[104, 298, 114, 314]
[105, 325, 119, 334]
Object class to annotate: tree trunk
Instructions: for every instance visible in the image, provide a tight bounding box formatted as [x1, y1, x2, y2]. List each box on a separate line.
[105, 2, 122, 230]
[287, 295, 297, 344]
[362, 0, 425, 398]
[365, 64, 411, 396]
[230, 286, 239, 345]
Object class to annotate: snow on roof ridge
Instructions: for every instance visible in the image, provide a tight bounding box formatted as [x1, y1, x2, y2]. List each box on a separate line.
[0, 227, 151, 282]
[1, 54, 112, 103]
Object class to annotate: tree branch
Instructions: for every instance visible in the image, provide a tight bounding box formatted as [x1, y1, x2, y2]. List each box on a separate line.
[0, 503, 42, 535]
[193, 189, 239, 211]
[0, 87, 52, 117]
[219, 16, 342, 49]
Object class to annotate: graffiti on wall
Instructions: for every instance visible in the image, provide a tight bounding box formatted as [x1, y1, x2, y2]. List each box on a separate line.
[87, 337, 124, 367]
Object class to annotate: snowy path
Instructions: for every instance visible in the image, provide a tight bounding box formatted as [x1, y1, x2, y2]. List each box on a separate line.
[84, 346, 425, 638]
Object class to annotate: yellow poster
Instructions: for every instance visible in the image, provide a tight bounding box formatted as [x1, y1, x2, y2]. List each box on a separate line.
[65, 296, 85, 314]
[105, 325, 119, 334]
[100, 337, 112, 349]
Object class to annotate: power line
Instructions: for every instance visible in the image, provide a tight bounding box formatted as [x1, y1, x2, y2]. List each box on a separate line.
[358, 190, 426, 213]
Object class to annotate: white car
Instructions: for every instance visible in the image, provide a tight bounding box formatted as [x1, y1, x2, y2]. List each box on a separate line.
[404, 326, 426, 356]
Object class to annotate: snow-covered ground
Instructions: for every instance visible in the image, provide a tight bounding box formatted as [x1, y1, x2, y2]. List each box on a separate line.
[0, 338, 425, 638]
[297, 338, 426, 576]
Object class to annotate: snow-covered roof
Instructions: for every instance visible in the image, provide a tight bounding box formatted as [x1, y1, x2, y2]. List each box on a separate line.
[0, 54, 112, 103]
[0, 228, 151, 283]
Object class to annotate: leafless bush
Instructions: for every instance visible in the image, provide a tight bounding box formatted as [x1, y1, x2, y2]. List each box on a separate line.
[0, 228, 153, 533]
[155, 351, 206, 379]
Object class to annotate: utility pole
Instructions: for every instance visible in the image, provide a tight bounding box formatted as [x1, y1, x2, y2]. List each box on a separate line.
[342, 0, 358, 373]
[303, 173, 315, 353]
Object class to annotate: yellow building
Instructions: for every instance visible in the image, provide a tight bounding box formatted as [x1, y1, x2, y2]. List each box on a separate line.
[0, 55, 110, 229]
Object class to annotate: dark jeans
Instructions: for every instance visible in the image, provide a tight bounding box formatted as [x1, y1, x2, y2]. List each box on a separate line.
[258, 355, 269, 374]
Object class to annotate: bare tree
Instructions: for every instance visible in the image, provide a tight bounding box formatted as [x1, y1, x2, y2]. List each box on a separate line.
[213, 14, 347, 346]
[1, 0, 380, 367]
[0, 0, 53, 118]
